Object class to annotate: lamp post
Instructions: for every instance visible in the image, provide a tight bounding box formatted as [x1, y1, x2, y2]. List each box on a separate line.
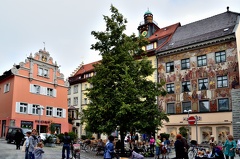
[184, 109, 192, 143]
[37, 106, 44, 135]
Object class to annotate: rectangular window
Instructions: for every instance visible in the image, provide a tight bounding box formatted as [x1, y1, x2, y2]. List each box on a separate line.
[32, 105, 39, 115]
[218, 98, 229, 111]
[84, 98, 87, 105]
[167, 103, 175, 114]
[68, 87, 71, 95]
[33, 85, 40, 94]
[74, 97, 78, 105]
[166, 83, 175, 94]
[181, 58, 190, 70]
[198, 78, 208, 90]
[68, 98, 71, 106]
[197, 55, 207, 67]
[182, 81, 191, 92]
[46, 107, 53, 116]
[215, 51, 226, 63]
[146, 43, 154, 50]
[74, 85, 78, 93]
[182, 102, 191, 113]
[199, 100, 210, 112]
[20, 103, 27, 113]
[217, 76, 228, 88]
[47, 88, 53, 96]
[166, 62, 174, 73]
[85, 84, 88, 90]
[4, 83, 10, 93]
[57, 108, 63, 117]
[38, 67, 49, 77]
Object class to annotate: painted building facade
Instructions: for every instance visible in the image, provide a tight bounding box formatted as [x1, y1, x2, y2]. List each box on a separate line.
[0, 48, 69, 137]
[156, 9, 240, 143]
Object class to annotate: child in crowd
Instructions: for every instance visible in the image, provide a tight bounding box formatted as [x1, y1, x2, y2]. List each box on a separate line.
[34, 142, 45, 159]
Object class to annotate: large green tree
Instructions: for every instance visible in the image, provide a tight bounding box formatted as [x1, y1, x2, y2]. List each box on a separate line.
[82, 5, 168, 152]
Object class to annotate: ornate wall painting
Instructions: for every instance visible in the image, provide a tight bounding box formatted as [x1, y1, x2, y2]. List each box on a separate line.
[216, 126, 230, 143]
[192, 90, 198, 101]
[168, 127, 177, 140]
[192, 101, 198, 112]
[176, 103, 181, 114]
[166, 94, 176, 103]
[176, 94, 180, 102]
[183, 92, 191, 101]
[209, 77, 216, 90]
[215, 88, 230, 98]
[200, 127, 212, 142]
[200, 90, 207, 99]
[175, 81, 181, 94]
[210, 100, 217, 112]
[191, 80, 197, 91]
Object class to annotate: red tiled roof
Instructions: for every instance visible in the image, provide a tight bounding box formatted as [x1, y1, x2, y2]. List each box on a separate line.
[148, 22, 180, 41]
[74, 61, 100, 76]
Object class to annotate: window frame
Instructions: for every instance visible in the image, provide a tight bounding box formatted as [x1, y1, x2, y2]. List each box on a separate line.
[74, 97, 78, 105]
[32, 104, 39, 115]
[215, 51, 226, 63]
[167, 103, 175, 114]
[217, 75, 228, 88]
[166, 62, 174, 73]
[181, 58, 190, 70]
[166, 83, 175, 94]
[57, 108, 63, 117]
[198, 78, 208, 90]
[182, 81, 191, 92]
[19, 103, 28, 114]
[46, 106, 53, 116]
[218, 98, 229, 111]
[199, 100, 210, 112]
[73, 85, 78, 94]
[38, 67, 49, 77]
[4, 83, 10, 93]
[182, 102, 191, 113]
[197, 55, 207, 67]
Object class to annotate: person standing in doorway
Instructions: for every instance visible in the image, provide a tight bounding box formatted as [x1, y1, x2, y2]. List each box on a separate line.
[14, 129, 24, 150]
[62, 132, 72, 159]
[28, 129, 39, 159]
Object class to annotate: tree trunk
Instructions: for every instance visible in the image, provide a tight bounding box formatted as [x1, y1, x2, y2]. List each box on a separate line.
[120, 130, 125, 154]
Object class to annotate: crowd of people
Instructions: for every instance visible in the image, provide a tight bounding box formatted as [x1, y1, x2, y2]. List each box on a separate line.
[13, 129, 240, 159]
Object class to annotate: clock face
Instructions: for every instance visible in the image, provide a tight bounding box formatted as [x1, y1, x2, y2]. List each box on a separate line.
[141, 30, 147, 37]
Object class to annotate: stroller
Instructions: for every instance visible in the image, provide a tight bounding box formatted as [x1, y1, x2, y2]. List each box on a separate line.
[71, 144, 81, 159]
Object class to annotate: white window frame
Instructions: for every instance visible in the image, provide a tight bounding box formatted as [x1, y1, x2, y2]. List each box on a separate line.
[32, 104, 39, 115]
[46, 106, 53, 116]
[4, 83, 10, 93]
[68, 98, 71, 106]
[53, 108, 66, 118]
[84, 98, 87, 105]
[68, 87, 71, 95]
[74, 97, 78, 105]
[74, 85, 78, 93]
[146, 43, 154, 50]
[38, 67, 49, 77]
[16, 102, 28, 114]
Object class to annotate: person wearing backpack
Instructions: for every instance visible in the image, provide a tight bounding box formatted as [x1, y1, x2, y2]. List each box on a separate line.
[62, 132, 72, 159]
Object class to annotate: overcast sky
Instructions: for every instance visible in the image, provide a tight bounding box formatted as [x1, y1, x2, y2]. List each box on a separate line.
[0, 0, 240, 78]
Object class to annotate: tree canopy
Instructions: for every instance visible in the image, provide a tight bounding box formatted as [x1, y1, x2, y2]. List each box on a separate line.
[81, 5, 168, 137]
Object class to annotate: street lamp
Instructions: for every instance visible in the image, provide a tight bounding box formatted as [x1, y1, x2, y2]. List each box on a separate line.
[184, 109, 192, 143]
[37, 106, 44, 135]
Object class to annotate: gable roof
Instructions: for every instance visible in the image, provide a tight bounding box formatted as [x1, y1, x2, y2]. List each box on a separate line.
[73, 61, 100, 76]
[157, 11, 240, 53]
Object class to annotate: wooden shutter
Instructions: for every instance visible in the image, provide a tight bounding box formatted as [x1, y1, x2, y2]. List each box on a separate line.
[62, 109, 66, 118]
[28, 104, 33, 114]
[52, 108, 57, 117]
[15, 102, 20, 113]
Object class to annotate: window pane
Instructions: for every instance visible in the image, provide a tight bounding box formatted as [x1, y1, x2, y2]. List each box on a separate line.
[182, 102, 191, 112]
[199, 100, 209, 112]
[167, 103, 175, 114]
[218, 99, 229, 111]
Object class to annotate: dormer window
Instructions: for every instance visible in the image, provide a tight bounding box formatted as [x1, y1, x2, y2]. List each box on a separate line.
[146, 43, 154, 50]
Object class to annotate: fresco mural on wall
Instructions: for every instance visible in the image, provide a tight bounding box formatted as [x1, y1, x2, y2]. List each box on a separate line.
[159, 41, 238, 113]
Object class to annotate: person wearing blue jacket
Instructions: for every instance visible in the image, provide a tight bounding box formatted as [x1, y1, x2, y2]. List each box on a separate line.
[104, 135, 115, 159]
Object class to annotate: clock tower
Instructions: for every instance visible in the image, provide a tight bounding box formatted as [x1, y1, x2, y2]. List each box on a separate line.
[138, 9, 159, 38]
